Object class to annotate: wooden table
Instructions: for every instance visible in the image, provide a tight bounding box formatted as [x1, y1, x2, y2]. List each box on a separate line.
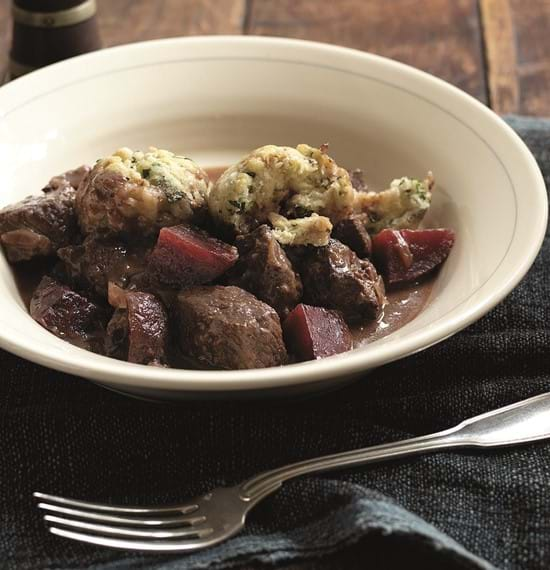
[1, 0, 550, 116]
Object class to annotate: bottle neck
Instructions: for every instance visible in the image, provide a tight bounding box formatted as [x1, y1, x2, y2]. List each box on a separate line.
[7, 0, 101, 80]
[13, 1, 88, 11]
[12, 0, 97, 29]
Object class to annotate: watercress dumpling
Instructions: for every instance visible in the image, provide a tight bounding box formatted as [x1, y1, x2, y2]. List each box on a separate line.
[76, 147, 211, 236]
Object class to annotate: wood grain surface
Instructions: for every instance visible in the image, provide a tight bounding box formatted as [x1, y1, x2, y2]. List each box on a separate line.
[2, 0, 550, 116]
[97, 0, 246, 45]
[0, 0, 9, 79]
[480, 0, 519, 113]
[246, 0, 487, 102]
[481, 0, 550, 115]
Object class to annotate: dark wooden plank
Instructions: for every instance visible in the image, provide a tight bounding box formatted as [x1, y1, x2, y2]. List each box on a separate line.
[479, 0, 520, 114]
[246, 0, 487, 102]
[0, 0, 247, 80]
[97, 0, 246, 46]
[481, 0, 550, 116]
[0, 0, 10, 80]
[6, 0, 550, 117]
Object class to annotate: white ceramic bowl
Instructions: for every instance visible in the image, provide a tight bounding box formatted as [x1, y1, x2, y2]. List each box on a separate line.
[0, 36, 546, 400]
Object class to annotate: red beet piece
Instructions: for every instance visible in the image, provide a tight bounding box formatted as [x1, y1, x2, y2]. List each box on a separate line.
[372, 228, 455, 285]
[283, 303, 352, 361]
[148, 225, 238, 287]
[30, 276, 107, 353]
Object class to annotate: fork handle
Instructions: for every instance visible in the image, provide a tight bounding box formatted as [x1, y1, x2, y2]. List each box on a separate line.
[240, 393, 550, 500]
[240, 428, 460, 499]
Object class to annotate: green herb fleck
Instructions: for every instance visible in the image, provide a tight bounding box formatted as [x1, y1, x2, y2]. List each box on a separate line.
[228, 199, 246, 213]
[165, 189, 184, 203]
[154, 174, 184, 203]
[293, 206, 312, 218]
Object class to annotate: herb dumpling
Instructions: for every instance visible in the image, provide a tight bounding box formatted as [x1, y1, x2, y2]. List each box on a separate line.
[355, 173, 434, 234]
[76, 147, 211, 236]
[208, 144, 356, 237]
[268, 213, 333, 247]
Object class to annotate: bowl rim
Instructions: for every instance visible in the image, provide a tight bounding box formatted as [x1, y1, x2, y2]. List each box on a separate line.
[0, 35, 547, 392]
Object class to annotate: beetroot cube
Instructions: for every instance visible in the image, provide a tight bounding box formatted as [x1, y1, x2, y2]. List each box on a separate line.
[283, 303, 352, 361]
[148, 225, 238, 287]
[372, 228, 455, 285]
[30, 276, 107, 353]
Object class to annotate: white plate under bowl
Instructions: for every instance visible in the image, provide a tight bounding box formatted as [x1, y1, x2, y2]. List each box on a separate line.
[0, 36, 546, 400]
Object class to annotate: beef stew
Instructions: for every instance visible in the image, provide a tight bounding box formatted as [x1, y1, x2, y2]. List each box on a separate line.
[1, 144, 455, 370]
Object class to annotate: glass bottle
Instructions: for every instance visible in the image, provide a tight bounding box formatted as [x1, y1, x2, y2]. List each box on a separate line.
[8, 0, 101, 80]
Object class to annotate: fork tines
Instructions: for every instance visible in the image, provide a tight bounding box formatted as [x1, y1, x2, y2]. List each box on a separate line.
[33, 492, 214, 550]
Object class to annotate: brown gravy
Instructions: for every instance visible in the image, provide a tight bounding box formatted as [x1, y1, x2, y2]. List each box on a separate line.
[10, 165, 435, 359]
[350, 277, 434, 347]
[13, 257, 56, 309]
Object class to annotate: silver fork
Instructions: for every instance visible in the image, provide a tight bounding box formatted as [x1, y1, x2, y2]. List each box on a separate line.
[34, 392, 550, 552]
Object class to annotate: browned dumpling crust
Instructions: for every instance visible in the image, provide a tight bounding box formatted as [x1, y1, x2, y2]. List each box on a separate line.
[208, 144, 355, 245]
[76, 147, 211, 236]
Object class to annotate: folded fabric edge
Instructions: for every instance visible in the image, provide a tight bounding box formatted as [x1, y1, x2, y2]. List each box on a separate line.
[89, 481, 495, 570]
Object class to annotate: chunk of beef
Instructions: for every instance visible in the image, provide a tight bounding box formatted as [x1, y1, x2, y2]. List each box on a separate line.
[127, 292, 170, 366]
[148, 224, 238, 287]
[283, 304, 352, 361]
[107, 273, 179, 311]
[332, 215, 372, 258]
[42, 165, 91, 194]
[295, 239, 386, 323]
[176, 285, 287, 369]
[58, 235, 150, 299]
[372, 228, 455, 285]
[0, 186, 78, 263]
[30, 276, 108, 353]
[105, 308, 129, 360]
[105, 293, 170, 366]
[0, 229, 52, 262]
[225, 225, 302, 318]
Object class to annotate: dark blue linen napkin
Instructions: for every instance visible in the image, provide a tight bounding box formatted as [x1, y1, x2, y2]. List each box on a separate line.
[0, 116, 548, 570]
